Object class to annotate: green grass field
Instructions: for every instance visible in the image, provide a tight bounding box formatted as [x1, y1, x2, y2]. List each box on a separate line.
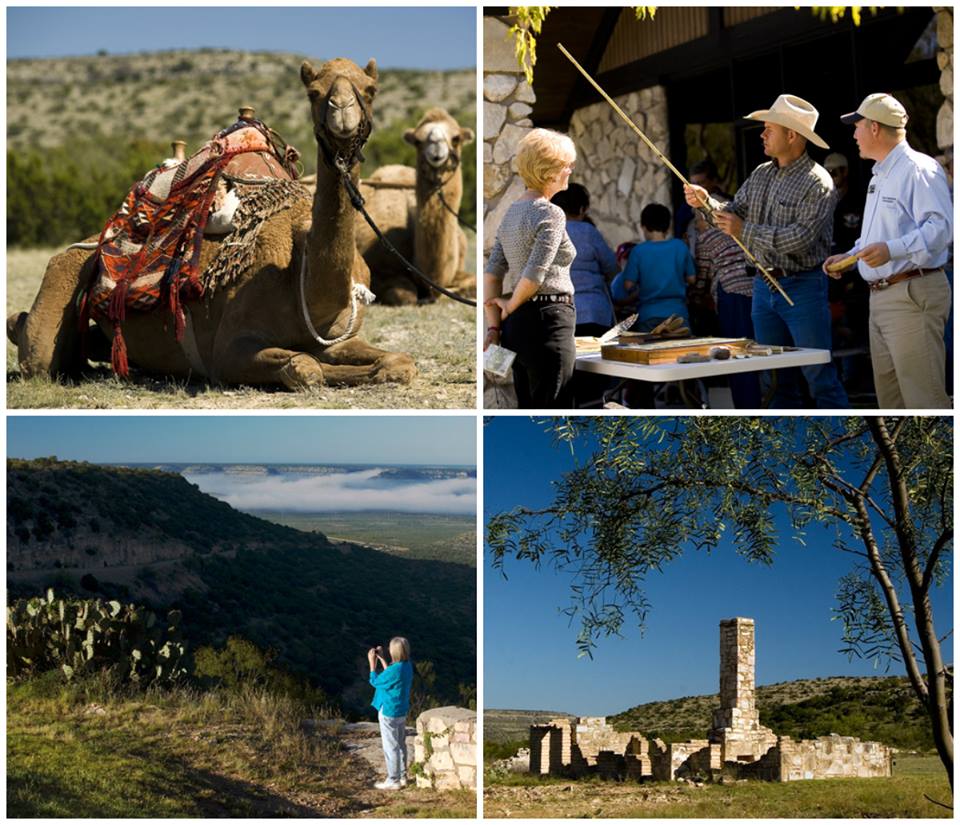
[254, 510, 476, 566]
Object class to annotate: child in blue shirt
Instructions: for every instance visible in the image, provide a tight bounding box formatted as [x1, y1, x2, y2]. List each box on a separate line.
[611, 203, 695, 331]
[368, 637, 414, 790]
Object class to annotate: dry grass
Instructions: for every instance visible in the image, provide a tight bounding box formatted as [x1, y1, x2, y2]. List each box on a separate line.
[8, 672, 475, 818]
[7, 246, 477, 409]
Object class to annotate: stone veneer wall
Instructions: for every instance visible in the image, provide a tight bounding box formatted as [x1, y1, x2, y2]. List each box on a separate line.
[566, 88, 672, 249]
[744, 735, 892, 782]
[483, 17, 536, 255]
[414, 706, 476, 790]
[935, 7, 953, 165]
[575, 716, 640, 765]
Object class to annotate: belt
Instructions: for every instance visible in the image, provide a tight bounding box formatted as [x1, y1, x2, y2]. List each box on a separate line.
[749, 266, 801, 280]
[530, 293, 573, 305]
[868, 267, 943, 291]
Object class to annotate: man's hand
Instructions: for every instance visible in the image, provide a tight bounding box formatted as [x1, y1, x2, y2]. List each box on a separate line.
[683, 183, 710, 209]
[713, 211, 744, 240]
[857, 242, 891, 268]
[822, 253, 856, 279]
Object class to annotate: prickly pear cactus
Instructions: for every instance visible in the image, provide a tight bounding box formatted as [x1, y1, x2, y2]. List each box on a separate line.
[7, 589, 187, 684]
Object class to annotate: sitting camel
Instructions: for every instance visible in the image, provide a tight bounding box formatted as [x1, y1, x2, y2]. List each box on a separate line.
[7, 57, 416, 389]
[355, 108, 475, 305]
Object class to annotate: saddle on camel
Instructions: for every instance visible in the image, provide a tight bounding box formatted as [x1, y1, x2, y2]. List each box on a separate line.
[82, 110, 305, 376]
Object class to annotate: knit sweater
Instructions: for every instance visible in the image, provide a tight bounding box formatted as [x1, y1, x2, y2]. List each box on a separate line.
[485, 198, 576, 296]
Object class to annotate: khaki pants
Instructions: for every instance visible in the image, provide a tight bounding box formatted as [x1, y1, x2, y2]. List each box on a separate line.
[868, 271, 951, 409]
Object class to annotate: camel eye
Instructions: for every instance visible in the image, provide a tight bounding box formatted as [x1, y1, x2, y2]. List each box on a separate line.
[307, 89, 321, 101]
[452, 135, 461, 146]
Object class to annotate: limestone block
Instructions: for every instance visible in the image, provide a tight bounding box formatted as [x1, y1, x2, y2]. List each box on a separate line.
[427, 716, 449, 735]
[618, 157, 637, 196]
[937, 48, 951, 71]
[451, 741, 477, 766]
[415, 774, 431, 788]
[514, 118, 533, 128]
[494, 123, 529, 165]
[515, 79, 537, 104]
[485, 17, 520, 72]
[483, 142, 493, 164]
[484, 73, 518, 103]
[457, 765, 477, 787]
[452, 731, 472, 743]
[941, 67, 953, 97]
[431, 734, 451, 752]
[484, 101, 507, 138]
[434, 771, 463, 791]
[430, 748, 455, 771]
[415, 742, 427, 762]
[937, 98, 953, 149]
[509, 102, 533, 120]
[937, 9, 953, 50]
[484, 163, 511, 200]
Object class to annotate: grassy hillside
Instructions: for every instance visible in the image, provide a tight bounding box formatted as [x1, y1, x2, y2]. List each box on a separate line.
[7, 458, 475, 713]
[8, 672, 474, 817]
[7, 49, 476, 246]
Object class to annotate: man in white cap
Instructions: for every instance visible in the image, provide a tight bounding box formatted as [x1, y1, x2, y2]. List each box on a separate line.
[823, 93, 953, 409]
[684, 94, 848, 409]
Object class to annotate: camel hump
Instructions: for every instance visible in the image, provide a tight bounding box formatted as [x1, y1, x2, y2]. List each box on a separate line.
[7, 311, 27, 346]
[364, 164, 416, 187]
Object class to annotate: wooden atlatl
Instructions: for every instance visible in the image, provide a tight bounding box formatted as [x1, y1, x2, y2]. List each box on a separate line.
[601, 337, 751, 365]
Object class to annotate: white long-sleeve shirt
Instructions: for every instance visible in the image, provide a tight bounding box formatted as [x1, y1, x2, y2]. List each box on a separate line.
[854, 140, 953, 283]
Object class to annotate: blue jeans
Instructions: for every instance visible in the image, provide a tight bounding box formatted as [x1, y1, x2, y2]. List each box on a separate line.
[751, 270, 849, 409]
[378, 709, 407, 782]
[717, 285, 761, 409]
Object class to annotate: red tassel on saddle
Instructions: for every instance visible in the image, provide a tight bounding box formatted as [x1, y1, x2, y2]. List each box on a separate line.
[111, 321, 129, 377]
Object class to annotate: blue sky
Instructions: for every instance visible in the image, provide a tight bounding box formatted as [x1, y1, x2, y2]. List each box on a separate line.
[7, 7, 476, 69]
[7, 415, 476, 466]
[484, 417, 954, 715]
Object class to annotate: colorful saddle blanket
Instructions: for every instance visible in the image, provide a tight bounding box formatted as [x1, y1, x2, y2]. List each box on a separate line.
[83, 119, 300, 376]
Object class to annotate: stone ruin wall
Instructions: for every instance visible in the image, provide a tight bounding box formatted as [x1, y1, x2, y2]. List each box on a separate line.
[935, 7, 953, 168]
[744, 735, 892, 782]
[414, 706, 476, 791]
[529, 617, 893, 784]
[566, 88, 672, 250]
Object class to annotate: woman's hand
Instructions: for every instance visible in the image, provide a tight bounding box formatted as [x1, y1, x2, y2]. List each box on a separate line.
[484, 326, 501, 351]
[367, 647, 378, 670]
[484, 296, 511, 319]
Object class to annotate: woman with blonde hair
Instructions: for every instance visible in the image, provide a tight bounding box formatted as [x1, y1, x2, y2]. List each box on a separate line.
[484, 128, 577, 408]
[367, 636, 413, 790]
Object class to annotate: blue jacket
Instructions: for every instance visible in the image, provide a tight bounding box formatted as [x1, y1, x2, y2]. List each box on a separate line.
[370, 660, 413, 717]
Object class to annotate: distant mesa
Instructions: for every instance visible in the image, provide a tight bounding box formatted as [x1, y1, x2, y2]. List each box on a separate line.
[529, 618, 892, 783]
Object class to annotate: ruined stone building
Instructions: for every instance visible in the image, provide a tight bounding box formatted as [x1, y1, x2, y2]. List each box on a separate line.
[529, 618, 892, 783]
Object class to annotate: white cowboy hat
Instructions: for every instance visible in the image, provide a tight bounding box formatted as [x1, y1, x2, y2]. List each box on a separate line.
[744, 94, 829, 150]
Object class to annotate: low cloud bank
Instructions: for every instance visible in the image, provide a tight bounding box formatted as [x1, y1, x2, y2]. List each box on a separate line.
[185, 468, 476, 515]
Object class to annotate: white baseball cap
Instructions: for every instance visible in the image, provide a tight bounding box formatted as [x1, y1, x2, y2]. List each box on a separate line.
[840, 93, 908, 128]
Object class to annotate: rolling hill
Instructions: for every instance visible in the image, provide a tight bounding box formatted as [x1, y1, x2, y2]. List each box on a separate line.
[485, 674, 945, 753]
[7, 457, 475, 713]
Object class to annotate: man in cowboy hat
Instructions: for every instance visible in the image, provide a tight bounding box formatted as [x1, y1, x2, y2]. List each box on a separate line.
[823, 93, 953, 409]
[684, 94, 848, 409]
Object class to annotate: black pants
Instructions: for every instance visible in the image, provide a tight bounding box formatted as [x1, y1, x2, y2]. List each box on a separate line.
[502, 301, 576, 408]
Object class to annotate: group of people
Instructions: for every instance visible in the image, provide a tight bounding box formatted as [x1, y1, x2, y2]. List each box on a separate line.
[484, 91, 953, 410]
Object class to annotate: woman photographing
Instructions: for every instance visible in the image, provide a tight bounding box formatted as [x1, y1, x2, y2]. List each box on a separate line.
[368, 637, 413, 791]
[484, 129, 577, 408]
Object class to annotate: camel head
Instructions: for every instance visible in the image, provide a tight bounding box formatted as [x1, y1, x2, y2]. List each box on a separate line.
[301, 57, 378, 168]
[404, 108, 474, 175]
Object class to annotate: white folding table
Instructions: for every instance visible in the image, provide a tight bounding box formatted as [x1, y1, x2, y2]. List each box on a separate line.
[574, 348, 832, 408]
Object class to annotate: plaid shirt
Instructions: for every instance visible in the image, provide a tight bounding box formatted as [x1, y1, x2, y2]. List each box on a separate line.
[710, 153, 836, 272]
[695, 227, 753, 299]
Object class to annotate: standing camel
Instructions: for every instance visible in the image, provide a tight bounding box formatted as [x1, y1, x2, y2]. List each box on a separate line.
[355, 108, 475, 305]
[8, 57, 416, 389]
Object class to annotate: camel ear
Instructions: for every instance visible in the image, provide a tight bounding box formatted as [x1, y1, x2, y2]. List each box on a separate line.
[301, 60, 320, 88]
[403, 129, 418, 146]
[460, 127, 475, 145]
[364, 58, 378, 82]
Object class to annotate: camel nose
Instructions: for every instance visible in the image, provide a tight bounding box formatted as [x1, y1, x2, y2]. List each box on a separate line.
[326, 83, 361, 138]
[425, 140, 450, 166]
